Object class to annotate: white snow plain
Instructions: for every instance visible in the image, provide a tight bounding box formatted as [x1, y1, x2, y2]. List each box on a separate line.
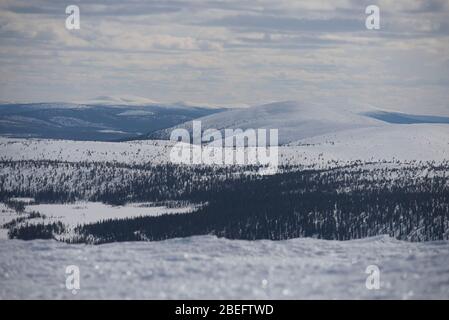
[0, 201, 196, 240]
[24, 201, 195, 227]
[1, 235, 449, 299]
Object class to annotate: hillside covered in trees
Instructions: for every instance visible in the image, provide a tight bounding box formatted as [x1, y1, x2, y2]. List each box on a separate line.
[1, 159, 448, 243]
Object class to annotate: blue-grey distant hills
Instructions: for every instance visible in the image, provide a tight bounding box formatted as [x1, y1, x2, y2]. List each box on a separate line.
[0, 101, 225, 141]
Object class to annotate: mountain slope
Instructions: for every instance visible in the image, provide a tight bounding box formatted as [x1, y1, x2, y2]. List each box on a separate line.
[282, 123, 449, 166]
[148, 101, 449, 146]
[148, 101, 386, 144]
[2, 123, 448, 167]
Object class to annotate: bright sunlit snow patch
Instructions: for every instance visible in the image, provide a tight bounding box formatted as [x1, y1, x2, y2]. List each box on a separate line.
[24, 201, 196, 228]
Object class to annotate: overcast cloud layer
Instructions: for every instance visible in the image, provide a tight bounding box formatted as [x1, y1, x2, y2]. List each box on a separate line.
[0, 0, 448, 114]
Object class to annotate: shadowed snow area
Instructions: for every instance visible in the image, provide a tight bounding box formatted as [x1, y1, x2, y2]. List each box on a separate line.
[1, 235, 448, 299]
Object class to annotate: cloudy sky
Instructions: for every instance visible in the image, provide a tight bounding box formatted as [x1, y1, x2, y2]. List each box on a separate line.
[0, 0, 448, 114]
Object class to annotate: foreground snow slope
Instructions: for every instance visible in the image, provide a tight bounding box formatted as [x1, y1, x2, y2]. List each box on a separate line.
[1, 235, 448, 299]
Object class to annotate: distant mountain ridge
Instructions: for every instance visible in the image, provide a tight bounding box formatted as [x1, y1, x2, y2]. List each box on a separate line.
[2, 100, 449, 144]
[0, 102, 226, 141]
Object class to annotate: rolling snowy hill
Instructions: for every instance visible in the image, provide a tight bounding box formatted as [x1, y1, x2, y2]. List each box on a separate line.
[149, 101, 449, 146]
[2, 123, 448, 167]
[147, 101, 382, 144]
[281, 123, 449, 166]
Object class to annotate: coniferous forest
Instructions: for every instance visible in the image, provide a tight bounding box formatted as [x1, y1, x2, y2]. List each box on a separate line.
[1, 159, 448, 243]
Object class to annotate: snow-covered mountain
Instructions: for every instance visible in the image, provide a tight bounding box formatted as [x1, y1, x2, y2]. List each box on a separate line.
[76, 96, 240, 109]
[76, 95, 160, 106]
[148, 100, 449, 145]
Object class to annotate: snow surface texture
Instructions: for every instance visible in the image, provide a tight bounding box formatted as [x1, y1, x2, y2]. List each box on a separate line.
[1, 235, 448, 299]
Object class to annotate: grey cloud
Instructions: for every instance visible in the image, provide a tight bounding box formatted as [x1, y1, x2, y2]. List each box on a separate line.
[408, 0, 448, 13]
[201, 15, 365, 33]
[2, 0, 184, 16]
[0, 0, 447, 112]
[231, 34, 352, 50]
[6, 4, 63, 15]
[1, 0, 261, 17]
